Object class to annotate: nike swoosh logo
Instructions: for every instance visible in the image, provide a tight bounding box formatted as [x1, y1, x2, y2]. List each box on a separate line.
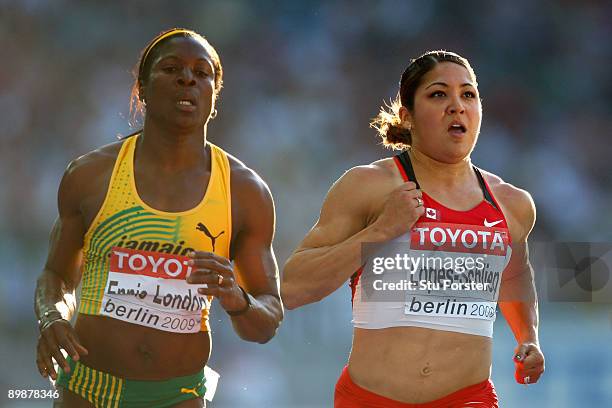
[484, 219, 503, 228]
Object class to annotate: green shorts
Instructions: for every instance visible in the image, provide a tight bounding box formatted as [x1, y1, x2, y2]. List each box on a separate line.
[56, 356, 206, 408]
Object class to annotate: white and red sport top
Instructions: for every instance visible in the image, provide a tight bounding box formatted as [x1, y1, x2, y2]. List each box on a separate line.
[351, 152, 513, 338]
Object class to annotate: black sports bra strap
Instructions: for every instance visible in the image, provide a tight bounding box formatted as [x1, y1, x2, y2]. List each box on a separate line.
[397, 151, 421, 189]
[398, 151, 499, 210]
[473, 166, 499, 210]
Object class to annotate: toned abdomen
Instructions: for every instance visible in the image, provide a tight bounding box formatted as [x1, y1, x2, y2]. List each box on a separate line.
[348, 326, 492, 403]
[75, 314, 211, 380]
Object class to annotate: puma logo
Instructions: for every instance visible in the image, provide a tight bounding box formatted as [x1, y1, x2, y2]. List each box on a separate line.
[196, 223, 224, 252]
[180, 380, 204, 398]
[180, 387, 200, 397]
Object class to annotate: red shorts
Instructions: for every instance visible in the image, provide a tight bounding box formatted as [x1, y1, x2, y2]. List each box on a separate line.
[334, 366, 499, 408]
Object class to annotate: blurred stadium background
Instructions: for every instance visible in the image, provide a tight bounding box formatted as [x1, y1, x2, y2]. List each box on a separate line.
[1, 1, 611, 407]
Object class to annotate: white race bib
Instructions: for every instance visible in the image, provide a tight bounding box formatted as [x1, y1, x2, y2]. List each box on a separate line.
[99, 247, 211, 333]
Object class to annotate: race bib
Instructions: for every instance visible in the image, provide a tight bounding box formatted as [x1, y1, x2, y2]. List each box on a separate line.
[401, 222, 510, 321]
[405, 296, 497, 321]
[99, 247, 210, 333]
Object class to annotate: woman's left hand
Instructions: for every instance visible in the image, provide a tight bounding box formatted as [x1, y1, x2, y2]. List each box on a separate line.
[513, 342, 545, 385]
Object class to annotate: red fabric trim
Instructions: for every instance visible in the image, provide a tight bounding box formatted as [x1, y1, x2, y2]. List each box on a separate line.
[334, 366, 499, 408]
[393, 156, 410, 182]
[349, 268, 363, 306]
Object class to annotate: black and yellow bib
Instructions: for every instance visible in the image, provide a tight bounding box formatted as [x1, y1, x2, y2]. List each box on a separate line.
[79, 134, 231, 332]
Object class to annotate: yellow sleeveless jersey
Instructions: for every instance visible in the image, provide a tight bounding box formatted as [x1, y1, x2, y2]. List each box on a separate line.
[78, 134, 232, 333]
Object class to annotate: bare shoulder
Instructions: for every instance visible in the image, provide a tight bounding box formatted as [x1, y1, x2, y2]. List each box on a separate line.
[59, 140, 124, 211]
[63, 140, 123, 186]
[315, 157, 402, 228]
[480, 169, 536, 239]
[225, 153, 275, 239]
[226, 153, 272, 203]
[334, 157, 401, 198]
[291, 157, 401, 249]
[352, 157, 399, 180]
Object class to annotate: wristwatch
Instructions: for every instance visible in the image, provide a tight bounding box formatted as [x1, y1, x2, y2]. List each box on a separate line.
[226, 287, 252, 317]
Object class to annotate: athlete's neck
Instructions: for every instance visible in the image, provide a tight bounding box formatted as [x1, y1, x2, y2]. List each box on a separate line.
[409, 148, 474, 188]
[138, 124, 208, 171]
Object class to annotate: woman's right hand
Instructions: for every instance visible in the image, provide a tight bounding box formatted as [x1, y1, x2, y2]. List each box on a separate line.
[36, 319, 88, 380]
[372, 181, 425, 240]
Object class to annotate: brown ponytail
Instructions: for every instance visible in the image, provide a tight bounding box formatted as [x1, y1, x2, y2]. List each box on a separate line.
[370, 95, 411, 150]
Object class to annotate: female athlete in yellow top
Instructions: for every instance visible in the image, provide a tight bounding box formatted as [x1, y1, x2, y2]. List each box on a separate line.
[35, 28, 283, 407]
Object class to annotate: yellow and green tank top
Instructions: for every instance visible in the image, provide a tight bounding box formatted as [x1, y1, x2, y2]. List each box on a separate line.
[79, 134, 231, 333]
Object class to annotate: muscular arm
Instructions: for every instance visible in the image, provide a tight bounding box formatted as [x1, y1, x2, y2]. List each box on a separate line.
[35, 144, 117, 324]
[498, 188, 539, 345]
[281, 167, 385, 309]
[495, 183, 545, 383]
[34, 224, 81, 322]
[34, 159, 90, 378]
[35, 161, 85, 323]
[498, 246, 539, 345]
[281, 164, 422, 309]
[226, 167, 283, 343]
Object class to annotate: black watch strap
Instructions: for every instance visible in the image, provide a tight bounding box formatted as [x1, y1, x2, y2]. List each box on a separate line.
[226, 287, 252, 317]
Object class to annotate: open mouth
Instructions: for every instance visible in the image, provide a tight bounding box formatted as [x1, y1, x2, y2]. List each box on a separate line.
[176, 98, 197, 111]
[448, 123, 467, 135]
